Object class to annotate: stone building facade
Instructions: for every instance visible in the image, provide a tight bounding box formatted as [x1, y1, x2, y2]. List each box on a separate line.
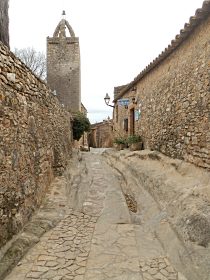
[47, 16, 81, 112]
[0, 0, 9, 48]
[0, 42, 72, 249]
[90, 118, 113, 148]
[113, 1, 210, 170]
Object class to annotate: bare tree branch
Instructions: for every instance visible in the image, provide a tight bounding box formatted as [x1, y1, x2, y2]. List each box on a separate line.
[14, 47, 46, 80]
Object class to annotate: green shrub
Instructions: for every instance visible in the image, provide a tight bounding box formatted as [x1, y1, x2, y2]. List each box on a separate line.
[72, 112, 91, 141]
[127, 135, 142, 144]
[114, 137, 127, 145]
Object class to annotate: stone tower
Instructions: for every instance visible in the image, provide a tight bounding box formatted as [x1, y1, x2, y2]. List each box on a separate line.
[47, 13, 81, 112]
[0, 0, 9, 48]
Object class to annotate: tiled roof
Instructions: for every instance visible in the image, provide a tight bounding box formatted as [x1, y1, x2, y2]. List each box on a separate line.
[113, 84, 128, 99]
[91, 119, 113, 128]
[114, 0, 210, 102]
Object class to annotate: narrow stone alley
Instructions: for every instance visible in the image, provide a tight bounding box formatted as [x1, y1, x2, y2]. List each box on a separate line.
[2, 149, 209, 280]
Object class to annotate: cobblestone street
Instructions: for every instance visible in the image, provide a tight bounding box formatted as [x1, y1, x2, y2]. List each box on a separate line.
[1, 0, 210, 279]
[4, 150, 188, 280]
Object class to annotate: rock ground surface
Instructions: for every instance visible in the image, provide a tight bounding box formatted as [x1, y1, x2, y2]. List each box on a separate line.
[1, 148, 210, 280]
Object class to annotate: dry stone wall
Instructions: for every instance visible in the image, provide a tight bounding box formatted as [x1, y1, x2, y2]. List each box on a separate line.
[136, 16, 210, 169]
[0, 42, 72, 249]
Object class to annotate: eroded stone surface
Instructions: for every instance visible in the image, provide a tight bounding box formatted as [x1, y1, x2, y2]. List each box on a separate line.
[5, 150, 189, 280]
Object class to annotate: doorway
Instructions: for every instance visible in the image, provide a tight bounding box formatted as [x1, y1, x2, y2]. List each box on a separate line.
[130, 108, 135, 135]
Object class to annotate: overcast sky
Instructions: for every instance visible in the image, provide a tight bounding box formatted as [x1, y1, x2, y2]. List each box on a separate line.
[9, 0, 204, 123]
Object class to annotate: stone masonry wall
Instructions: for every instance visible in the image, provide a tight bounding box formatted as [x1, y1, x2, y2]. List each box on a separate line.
[0, 42, 72, 249]
[90, 120, 114, 148]
[113, 91, 135, 138]
[115, 15, 210, 169]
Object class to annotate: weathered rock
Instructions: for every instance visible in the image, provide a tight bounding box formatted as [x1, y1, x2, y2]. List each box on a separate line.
[103, 149, 210, 279]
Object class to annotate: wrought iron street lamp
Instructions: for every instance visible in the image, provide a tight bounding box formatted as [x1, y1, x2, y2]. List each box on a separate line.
[104, 93, 115, 108]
